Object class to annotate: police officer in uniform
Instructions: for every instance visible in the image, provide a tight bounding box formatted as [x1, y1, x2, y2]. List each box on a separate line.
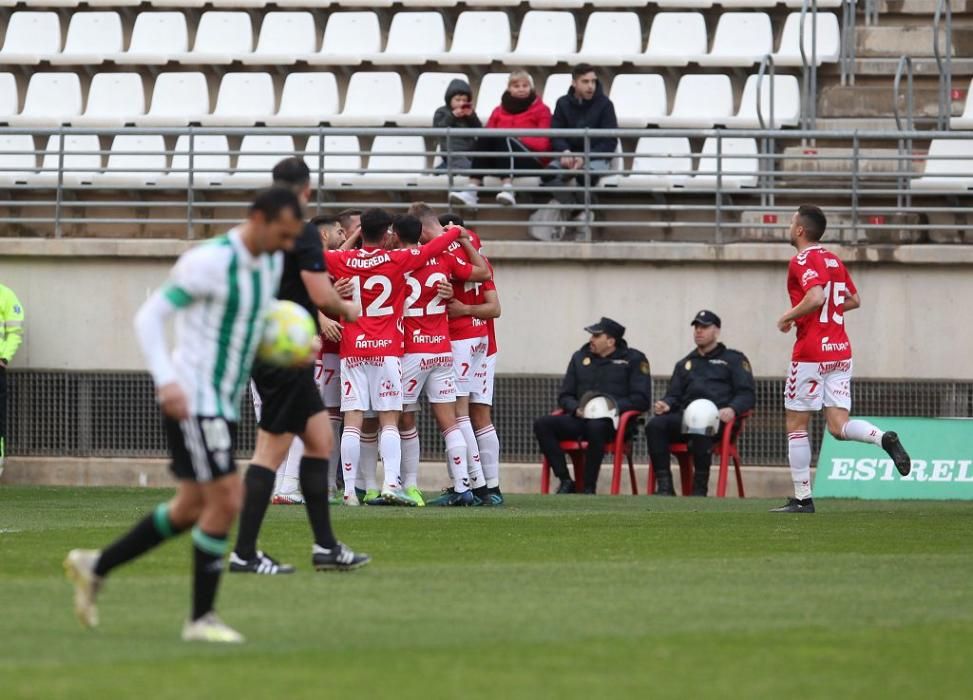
[534, 317, 651, 494]
[647, 310, 755, 496]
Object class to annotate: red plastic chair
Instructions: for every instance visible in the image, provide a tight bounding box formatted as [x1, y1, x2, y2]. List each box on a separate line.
[540, 409, 643, 495]
[647, 411, 753, 498]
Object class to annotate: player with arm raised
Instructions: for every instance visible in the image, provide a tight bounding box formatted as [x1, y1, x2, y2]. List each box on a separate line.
[64, 188, 303, 643]
[393, 215, 492, 506]
[772, 205, 912, 514]
[326, 208, 462, 506]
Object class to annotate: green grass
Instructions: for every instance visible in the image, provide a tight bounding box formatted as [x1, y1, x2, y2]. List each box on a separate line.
[1, 486, 971, 699]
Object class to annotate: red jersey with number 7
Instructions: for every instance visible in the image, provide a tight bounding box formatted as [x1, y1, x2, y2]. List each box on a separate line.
[324, 229, 460, 358]
[787, 245, 858, 362]
[404, 254, 473, 354]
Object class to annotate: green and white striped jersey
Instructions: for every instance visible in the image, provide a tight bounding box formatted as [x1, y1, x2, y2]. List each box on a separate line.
[145, 228, 282, 421]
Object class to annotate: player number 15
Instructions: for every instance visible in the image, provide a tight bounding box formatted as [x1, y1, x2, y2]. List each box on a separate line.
[819, 281, 848, 325]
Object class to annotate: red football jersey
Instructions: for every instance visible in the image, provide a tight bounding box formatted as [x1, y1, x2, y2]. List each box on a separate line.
[447, 231, 490, 341]
[325, 230, 459, 358]
[483, 278, 499, 356]
[786, 245, 858, 362]
[404, 254, 473, 354]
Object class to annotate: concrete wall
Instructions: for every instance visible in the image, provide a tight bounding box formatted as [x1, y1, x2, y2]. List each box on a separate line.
[2, 239, 971, 379]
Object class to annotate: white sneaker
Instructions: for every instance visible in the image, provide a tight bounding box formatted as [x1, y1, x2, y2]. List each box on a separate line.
[181, 612, 245, 644]
[495, 184, 516, 206]
[64, 549, 103, 628]
[271, 492, 304, 505]
[449, 190, 478, 207]
[343, 493, 360, 506]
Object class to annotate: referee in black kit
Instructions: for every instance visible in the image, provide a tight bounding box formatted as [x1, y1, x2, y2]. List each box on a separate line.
[230, 157, 370, 575]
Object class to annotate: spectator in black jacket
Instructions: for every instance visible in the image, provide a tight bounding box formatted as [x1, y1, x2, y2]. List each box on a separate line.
[433, 78, 482, 172]
[542, 63, 618, 205]
[534, 317, 651, 494]
[647, 310, 756, 497]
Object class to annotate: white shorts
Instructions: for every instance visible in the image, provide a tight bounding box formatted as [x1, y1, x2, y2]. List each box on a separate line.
[402, 353, 456, 411]
[784, 359, 853, 412]
[470, 352, 497, 406]
[451, 337, 488, 397]
[318, 353, 341, 408]
[340, 356, 403, 413]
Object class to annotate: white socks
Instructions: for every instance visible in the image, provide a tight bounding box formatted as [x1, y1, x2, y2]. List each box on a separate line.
[379, 426, 402, 491]
[443, 426, 470, 493]
[841, 419, 884, 446]
[401, 428, 420, 489]
[456, 416, 485, 488]
[274, 437, 304, 495]
[475, 424, 501, 489]
[788, 431, 812, 500]
[340, 427, 361, 497]
[358, 431, 379, 492]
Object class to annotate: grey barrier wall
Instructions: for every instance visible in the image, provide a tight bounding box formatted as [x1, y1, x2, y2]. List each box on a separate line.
[7, 371, 972, 467]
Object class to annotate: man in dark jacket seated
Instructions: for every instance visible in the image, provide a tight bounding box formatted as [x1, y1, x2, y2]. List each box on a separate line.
[534, 317, 651, 494]
[647, 310, 756, 497]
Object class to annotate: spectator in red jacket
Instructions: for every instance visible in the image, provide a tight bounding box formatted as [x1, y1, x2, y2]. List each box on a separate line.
[449, 71, 552, 208]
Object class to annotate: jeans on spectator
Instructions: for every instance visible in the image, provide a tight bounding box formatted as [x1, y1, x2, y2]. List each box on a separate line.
[534, 414, 615, 491]
[435, 155, 473, 173]
[470, 137, 545, 181]
[541, 157, 612, 205]
[645, 412, 718, 494]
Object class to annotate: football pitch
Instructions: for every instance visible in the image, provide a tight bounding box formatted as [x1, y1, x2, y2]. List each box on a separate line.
[1, 487, 971, 699]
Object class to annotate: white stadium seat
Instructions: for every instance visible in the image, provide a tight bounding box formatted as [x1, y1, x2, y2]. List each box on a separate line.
[601, 137, 692, 190]
[150, 0, 207, 7]
[176, 12, 253, 65]
[7, 73, 82, 127]
[224, 135, 296, 188]
[689, 137, 759, 189]
[31, 134, 101, 187]
[475, 73, 509, 123]
[73, 73, 145, 127]
[773, 12, 842, 67]
[0, 135, 37, 186]
[399, 72, 469, 127]
[950, 79, 973, 129]
[400, 0, 457, 7]
[609, 74, 668, 127]
[136, 72, 210, 127]
[201, 73, 276, 126]
[721, 0, 777, 6]
[242, 12, 317, 65]
[0, 73, 18, 122]
[83, 0, 142, 6]
[656, 74, 734, 128]
[115, 12, 189, 66]
[265, 73, 339, 126]
[698, 13, 773, 67]
[157, 135, 231, 188]
[911, 140, 973, 191]
[335, 0, 392, 7]
[373, 12, 446, 66]
[362, 135, 426, 186]
[210, 0, 272, 7]
[308, 12, 382, 66]
[630, 13, 707, 67]
[0, 12, 61, 65]
[503, 11, 576, 67]
[49, 12, 123, 65]
[725, 74, 801, 128]
[542, 73, 572, 113]
[657, 0, 712, 8]
[466, 0, 518, 6]
[440, 12, 511, 65]
[530, 0, 585, 8]
[303, 135, 363, 186]
[89, 135, 166, 188]
[330, 72, 404, 126]
[274, 0, 334, 7]
[785, 0, 842, 7]
[568, 12, 643, 66]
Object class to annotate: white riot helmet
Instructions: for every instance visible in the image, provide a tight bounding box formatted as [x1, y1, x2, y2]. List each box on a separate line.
[580, 393, 620, 430]
[682, 399, 720, 436]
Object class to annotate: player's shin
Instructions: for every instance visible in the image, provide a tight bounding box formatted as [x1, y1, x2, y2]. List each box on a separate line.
[340, 427, 361, 497]
[276, 438, 304, 496]
[840, 419, 884, 445]
[299, 457, 338, 549]
[379, 425, 403, 490]
[401, 428, 420, 489]
[191, 526, 229, 621]
[787, 431, 813, 500]
[233, 464, 276, 560]
[456, 416, 485, 488]
[475, 424, 501, 489]
[360, 431, 379, 493]
[443, 426, 470, 493]
[95, 502, 189, 577]
[328, 414, 342, 491]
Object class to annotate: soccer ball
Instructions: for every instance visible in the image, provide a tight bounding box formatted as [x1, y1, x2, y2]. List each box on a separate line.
[257, 300, 316, 367]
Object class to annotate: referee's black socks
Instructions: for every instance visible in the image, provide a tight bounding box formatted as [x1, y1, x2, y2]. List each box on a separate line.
[299, 457, 338, 550]
[233, 464, 276, 561]
[95, 502, 187, 577]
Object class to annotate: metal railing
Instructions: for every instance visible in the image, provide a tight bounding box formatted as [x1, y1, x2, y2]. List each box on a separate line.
[2, 125, 973, 245]
[893, 55, 915, 210]
[933, 0, 953, 130]
[799, 0, 820, 131]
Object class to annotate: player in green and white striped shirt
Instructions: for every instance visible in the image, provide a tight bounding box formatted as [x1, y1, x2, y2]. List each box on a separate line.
[64, 188, 304, 644]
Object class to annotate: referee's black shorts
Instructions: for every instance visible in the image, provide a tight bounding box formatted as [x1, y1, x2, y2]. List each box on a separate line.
[251, 361, 325, 435]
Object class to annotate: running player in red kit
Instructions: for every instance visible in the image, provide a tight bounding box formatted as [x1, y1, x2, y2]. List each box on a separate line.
[772, 205, 912, 513]
[324, 208, 462, 506]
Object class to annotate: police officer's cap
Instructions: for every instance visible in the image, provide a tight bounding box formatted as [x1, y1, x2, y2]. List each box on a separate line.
[691, 310, 722, 328]
[584, 317, 625, 339]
